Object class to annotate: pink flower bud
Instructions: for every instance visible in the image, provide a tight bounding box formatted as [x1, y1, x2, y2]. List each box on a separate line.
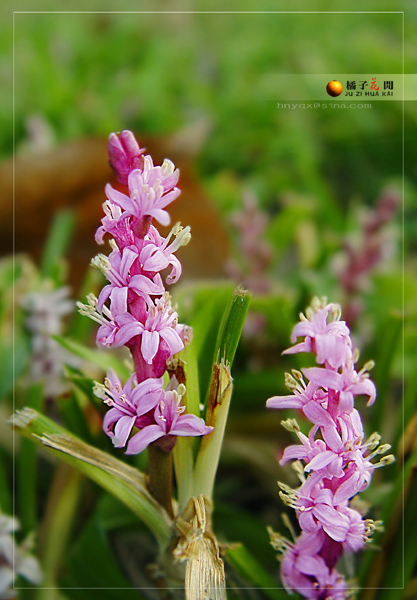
[108, 130, 145, 185]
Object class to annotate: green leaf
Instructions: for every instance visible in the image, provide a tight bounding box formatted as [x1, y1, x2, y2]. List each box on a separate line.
[40, 209, 75, 283]
[190, 283, 235, 402]
[0, 448, 12, 513]
[37, 464, 83, 597]
[213, 287, 251, 369]
[399, 347, 417, 444]
[0, 333, 30, 400]
[18, 382, 43, 533]
[53, 335, 131, 380]
[10, 408, 172, 547]
[57, 390, 94, 444]
[63, 364, 100, 407]
[369, 310, 402, 434]
[60, 513, 147, 599]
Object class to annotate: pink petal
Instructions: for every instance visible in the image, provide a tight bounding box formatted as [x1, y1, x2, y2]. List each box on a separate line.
[113, 321, 144, 347]
[97, 285, 112, 312]
[120, 247, 139, 279]
[305, 450, 338, 472]
[105, 183, 135, 213]
[141, 330, 160, 364]
[353, 378, 377, 405]
[290, 321, 315, 342]
[131, 380, 164, 415]
[125, 424, 164, 455]
[159, 327, 184, 357]
[339, 390, 354, 413]
[333, 472, 361, 505]
[112, 415, 136, 448]
[103, 408, 125, 436]
[282, 339, 312, 355]
[315, 334, 349, 368]
[321, 424, 343, 452]
[313, 505, 349, 542]
[148, 208, 171, 226]
[303, 401, 335, 427]
[155, 188, 181, 208]
[303, 367, 343, 391]
[170, 414, 213, 437]
[109, 287, 128, 316]
[141, 247, 168, 273]
[130, 274, 164, 296]
[280, 444, 308, 465]
[298, 510, 318, 533]
[266, 395, 304, 409]
[295, 555, 328, 578]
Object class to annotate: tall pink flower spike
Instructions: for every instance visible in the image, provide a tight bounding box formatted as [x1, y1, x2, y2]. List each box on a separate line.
[78, 131, 212, 454]
[266, 297, 394, 599]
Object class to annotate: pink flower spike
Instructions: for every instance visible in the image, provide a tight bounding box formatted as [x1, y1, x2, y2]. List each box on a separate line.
[108, 130, 146, 185]
[267, 298, 385, 600]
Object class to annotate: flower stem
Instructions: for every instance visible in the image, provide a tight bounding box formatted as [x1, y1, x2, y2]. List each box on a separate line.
[147, 443, 174, 518]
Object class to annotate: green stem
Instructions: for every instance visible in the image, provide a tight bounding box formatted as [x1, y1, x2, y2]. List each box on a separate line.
[147, 443, 174, 519]
[193, 361, 233, 501]
[173, 340, 200, 513]
[173, 437, 194, 514]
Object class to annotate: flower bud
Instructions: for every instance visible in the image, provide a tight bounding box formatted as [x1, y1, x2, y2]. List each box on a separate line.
[108, 130, 145, 185]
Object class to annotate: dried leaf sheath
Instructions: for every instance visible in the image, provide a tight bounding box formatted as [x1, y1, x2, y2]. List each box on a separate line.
[174, 496, 226, 600]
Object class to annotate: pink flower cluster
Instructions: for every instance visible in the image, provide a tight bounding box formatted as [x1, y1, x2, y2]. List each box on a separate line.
[266, 298, 393, 599]
[78, 131, 212, 454]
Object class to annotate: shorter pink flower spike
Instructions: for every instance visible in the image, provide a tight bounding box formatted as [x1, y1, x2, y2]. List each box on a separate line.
[266, 297, 393, 600]
[108, 130, 146, 185]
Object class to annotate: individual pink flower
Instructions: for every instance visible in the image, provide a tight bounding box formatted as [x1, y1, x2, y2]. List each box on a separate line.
[94, 370, 165, 448]
[276, 530, 347, 600]
[266, 379, 322, 410]
[284, 300, 352, 370]
[139, 293, 184, 366]
[93, 245, 165, 311]
[104, 157, 180, 230]
[140, 223, 191, 284]
[125, 387, 214, 455]
[95, 199, 135, 247]
[302, 361, 376, 412]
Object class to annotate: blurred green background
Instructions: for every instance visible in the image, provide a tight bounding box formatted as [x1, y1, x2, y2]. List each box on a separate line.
[4, 5, 416, 204]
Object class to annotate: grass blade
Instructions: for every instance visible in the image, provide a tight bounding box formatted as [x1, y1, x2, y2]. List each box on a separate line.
[10, 408, 172, 547]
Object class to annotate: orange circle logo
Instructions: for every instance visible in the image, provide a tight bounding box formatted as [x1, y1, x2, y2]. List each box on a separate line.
[326, 80, 343, 97]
